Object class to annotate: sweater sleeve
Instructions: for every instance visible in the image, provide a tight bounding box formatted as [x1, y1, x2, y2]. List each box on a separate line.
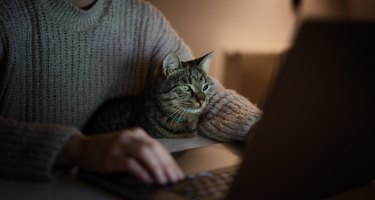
[0, 40, 3, 62]
[197, 78, 263, 142]
[0, 21, 4, 64]
[0, 116, 81, 181]
[142, 3, 261, 142]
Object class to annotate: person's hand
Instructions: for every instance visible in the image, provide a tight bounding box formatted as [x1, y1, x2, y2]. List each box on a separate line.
[57, 127, 184, 185]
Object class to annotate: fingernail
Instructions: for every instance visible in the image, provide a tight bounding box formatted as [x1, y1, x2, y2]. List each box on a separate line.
[171, 173, 179, 183]
[179, 171, 185, 180]
[156, 174, 167, 185]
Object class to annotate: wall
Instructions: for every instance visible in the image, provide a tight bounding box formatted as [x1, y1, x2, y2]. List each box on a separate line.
[146, 0, 375, 105]
[299, 0, 375, 20]
[147, 0, 297, 82]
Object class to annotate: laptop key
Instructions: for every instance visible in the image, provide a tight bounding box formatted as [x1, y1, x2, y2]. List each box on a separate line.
[165, 166, 238, 200]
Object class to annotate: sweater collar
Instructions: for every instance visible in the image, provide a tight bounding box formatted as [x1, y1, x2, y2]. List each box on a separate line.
[39, 0, 111, 31]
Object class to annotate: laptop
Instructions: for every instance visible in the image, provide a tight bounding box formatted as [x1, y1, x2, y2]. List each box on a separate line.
[78, 20, 375, 199]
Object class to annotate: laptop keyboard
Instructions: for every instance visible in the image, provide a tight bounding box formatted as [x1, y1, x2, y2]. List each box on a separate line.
[164, 166, 237, 200]
[79, 166, 238, 200]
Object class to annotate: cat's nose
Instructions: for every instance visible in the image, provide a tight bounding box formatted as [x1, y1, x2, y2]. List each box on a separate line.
[195, 93, 205, 107]
[198, 99, 205, 106]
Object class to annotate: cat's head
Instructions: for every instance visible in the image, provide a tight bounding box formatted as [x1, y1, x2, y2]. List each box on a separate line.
[154, 52, 215, 115]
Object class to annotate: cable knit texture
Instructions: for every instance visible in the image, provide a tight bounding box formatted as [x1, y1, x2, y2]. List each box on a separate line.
[198, 79, 262, 142]
[0, 116, 80, 180]
[0, 0, 261, 180]
[0, 0, 192, 180]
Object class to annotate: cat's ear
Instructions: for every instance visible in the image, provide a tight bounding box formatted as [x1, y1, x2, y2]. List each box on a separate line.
[162, 53, 182, 77]
[198, 52, 213, 73]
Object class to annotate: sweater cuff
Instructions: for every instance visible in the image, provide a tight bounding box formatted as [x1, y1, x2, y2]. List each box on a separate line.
[198, 89, 262, 142]
[0, 117, 81, 181]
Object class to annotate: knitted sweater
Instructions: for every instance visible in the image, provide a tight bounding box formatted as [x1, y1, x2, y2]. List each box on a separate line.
[0, 0, 262, 180]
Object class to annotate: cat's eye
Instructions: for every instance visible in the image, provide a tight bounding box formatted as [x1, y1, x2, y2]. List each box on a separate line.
[182, 85, 191, 91]
[202, 84, 209, 91]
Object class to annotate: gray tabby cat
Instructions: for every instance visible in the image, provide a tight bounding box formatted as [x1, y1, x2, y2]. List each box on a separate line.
[83, 52, 215, 139]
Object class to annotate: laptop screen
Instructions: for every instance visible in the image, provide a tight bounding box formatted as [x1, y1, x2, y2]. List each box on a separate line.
[228, 20, 375, 199]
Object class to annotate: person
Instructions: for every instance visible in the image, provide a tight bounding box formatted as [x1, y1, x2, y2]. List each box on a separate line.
[0, 0, 261, 185]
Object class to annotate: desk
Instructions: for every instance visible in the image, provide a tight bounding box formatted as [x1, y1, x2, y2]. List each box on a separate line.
[0, 136, 374, 200]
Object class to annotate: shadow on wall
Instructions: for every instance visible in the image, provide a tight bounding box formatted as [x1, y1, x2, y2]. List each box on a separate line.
[147, 0, 375, 107]
[224, 51, 288, 108]
[147, 0, 296, 82]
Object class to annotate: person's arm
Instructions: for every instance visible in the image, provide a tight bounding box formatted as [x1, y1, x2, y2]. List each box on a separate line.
[0, 22, 4, 67]
[0, 21, 79, 180]
[0, 116, 183, 184]
[0, 36, 181, 185]
[0, 116, 80, 180]
[149, 18, 263, 142]
[57, 128, 183, 185]
[144, 3, 262, 143]
[0, 52, 3, 67]
[0, 6, 182, 184]
[197, 78, 263, 142]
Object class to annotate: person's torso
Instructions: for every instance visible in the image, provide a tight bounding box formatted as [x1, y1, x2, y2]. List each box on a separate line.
[0, 0, 155, 129]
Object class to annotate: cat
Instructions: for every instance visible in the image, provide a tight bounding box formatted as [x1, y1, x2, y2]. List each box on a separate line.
[83, 52, 215, 139]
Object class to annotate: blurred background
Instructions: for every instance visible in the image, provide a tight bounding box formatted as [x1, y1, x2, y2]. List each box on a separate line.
[147, 0, 375, 108]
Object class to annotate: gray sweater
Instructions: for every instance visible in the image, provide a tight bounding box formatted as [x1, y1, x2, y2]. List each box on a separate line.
[0, 0, 261, 180]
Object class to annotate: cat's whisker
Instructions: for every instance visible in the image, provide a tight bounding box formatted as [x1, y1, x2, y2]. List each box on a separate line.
[177, 108, 188, 123]
[177, 108, 187, 121]
[166, 107, 183, 120]
[162, 105, 183, 128]
[175, 107, 186, 121]
[166, 107, 184, 128]
[167, 109, 181, 128]
[160, 104, 177, 112]
[174, 108, 187, 125]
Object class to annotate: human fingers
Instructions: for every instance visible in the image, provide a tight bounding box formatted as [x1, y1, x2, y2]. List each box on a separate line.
[120, 129, 174, 184]
[151, 141, 184, 183]
[125, 141, 168, 185]
[118, 128, 183, 184]
[131, 130, 185, 182]
[115, 156, 154, 184]
[77, 132, 158, 185]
